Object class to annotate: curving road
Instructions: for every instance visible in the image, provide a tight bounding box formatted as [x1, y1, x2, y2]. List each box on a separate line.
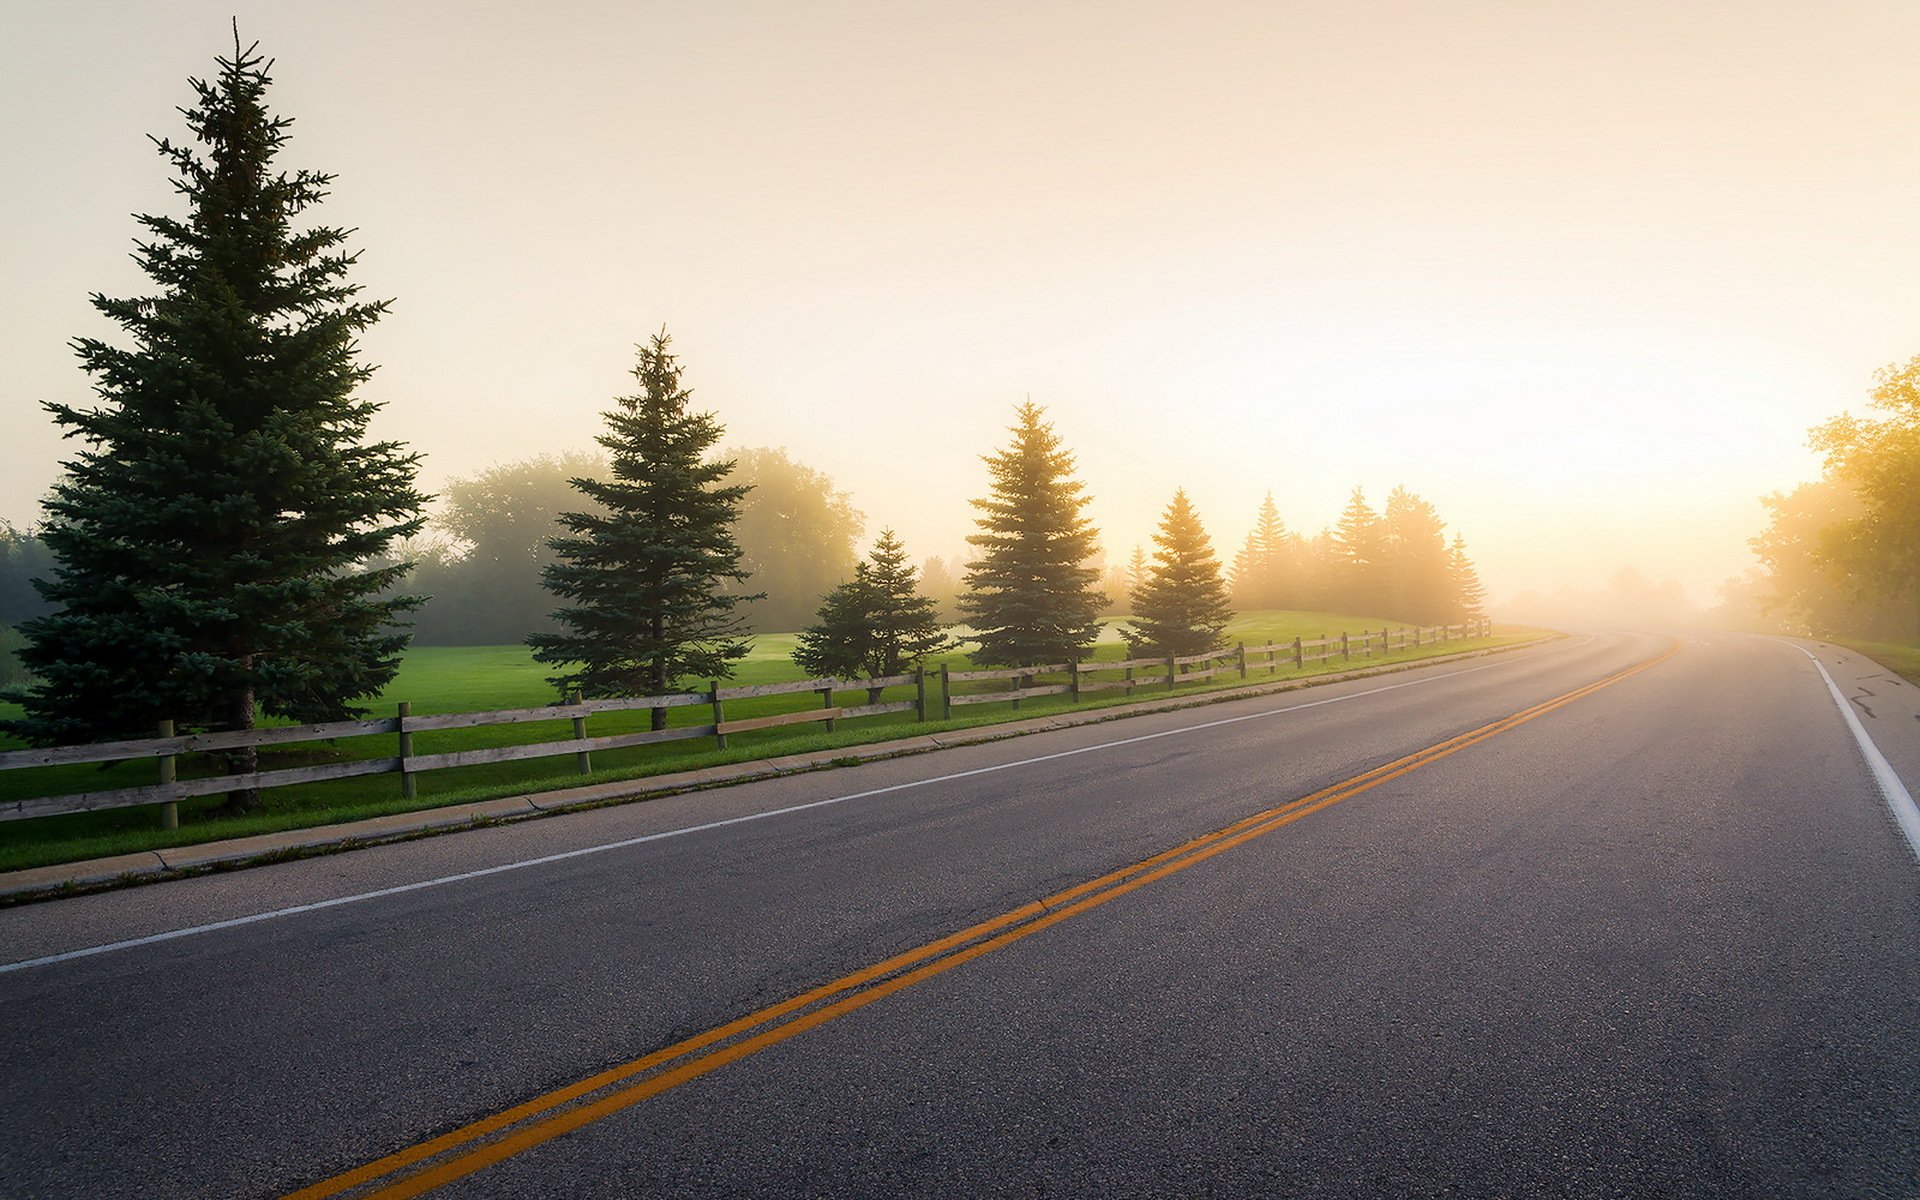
[3, 631, 1918, 1198]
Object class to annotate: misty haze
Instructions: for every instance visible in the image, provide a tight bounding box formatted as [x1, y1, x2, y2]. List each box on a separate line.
[3, 4, 1919, 1198]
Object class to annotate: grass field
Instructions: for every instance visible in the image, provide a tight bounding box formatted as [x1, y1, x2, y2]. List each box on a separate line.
[0, 611, 1538, 872]
[1832, 637, 1920, 686]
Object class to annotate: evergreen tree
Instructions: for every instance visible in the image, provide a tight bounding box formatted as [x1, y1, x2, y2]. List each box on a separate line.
[1126, 545, 1149, 595]
[1329, 486, 1384, 613]
[8, 33, 425, 807]
[1447, 535, 1489, 624]
[793, 530, 953, 698]
[1230, 492, 1293, 611]
[529, 330, 757, 726]
[960, 402, 1107, 665]
[1126, 490, 1234, 657]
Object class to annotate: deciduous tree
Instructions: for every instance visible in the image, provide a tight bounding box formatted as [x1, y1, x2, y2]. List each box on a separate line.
[726, 448, 863, 632]
[1380, 486, 1451, 623]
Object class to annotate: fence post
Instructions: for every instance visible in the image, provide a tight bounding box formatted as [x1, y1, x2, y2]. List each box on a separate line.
[398, 702, 416, 800]
[1070, 661, 1082, 702]
[1341, 631, 1350, 661]
[569, 689, 592, 775]
[1293, 636, 1304, 670]
[156, 719, 178, 831]
[1166, 655, 1178, 691]
[1381, 627, 1389, 657]
[940, 663, 952, 721]
[914, 666, 928, 722]
[1236, 642, 1247, 680]
[711, 682, 727, 750]
[821, 684, 837, 732]
[1012, 673, 1027, 712]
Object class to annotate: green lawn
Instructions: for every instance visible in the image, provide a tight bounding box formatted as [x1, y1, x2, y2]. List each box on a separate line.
[0, 612, 1537, 872]
[1831, 637, 1920, 686]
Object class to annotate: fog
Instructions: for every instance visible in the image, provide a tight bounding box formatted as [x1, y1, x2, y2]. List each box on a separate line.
[7, 1, 1919, 611]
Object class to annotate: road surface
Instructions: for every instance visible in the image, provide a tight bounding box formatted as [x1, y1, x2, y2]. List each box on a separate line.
[3, 631, 1917, 1198]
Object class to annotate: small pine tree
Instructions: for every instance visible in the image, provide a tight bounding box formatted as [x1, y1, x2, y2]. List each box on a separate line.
[529, 330, 758, 727]
[793, 530, 952, 698]
[960, 402, 1107, 665]
[1126, 490, 1234, 657]
[1126, 545, 1149, 596]
[8, 32, 425, 811]
[1448, 534, 1489, 624]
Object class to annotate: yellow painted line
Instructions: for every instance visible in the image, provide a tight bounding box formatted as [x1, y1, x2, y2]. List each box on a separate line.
[289, 644, 1676, 1200]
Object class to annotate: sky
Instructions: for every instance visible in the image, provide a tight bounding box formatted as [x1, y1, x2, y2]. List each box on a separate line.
[5, 0, 1919, 607]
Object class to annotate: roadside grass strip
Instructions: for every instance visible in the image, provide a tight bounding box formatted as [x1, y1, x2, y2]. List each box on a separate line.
[286, 643, 1678, 1200]
[1774, 638, 1920, 861]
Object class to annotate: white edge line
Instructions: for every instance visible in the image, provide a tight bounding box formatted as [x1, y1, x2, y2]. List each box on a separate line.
[1, 637, 1595, 976]
[1771, 637, 1920, 861]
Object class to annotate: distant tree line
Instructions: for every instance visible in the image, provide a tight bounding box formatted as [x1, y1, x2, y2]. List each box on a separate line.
[1744, 354, 1920, 640]
[1220, 486, 1487, 627]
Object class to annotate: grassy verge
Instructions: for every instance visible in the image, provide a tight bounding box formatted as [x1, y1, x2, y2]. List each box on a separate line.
[1830, 637, 1920, 686]
[0, 613, 1545, 872]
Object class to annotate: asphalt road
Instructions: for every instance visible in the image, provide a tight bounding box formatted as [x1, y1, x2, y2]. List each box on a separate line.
[3, 631, 1918, 1198]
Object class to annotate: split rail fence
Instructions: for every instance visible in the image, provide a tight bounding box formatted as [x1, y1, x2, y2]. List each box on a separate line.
[0, 619, 1489, 826]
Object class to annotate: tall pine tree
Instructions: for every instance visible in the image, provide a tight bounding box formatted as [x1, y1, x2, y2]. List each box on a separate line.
[529, 330, 757, 726]
[9, 32, 425, 807]
[793, 530, 953, 699]
[960, 402, 1107, 665]
[1126, 490, 1234, 656]
[1329, 486, 1385, 613]
[1230, 492, 1293, 611]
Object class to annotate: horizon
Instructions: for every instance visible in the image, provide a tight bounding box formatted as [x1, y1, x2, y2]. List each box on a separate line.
[7, 1, 1918, 609]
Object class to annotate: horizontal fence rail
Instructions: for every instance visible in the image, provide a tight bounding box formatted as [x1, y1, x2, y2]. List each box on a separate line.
[0, 619, 1491, 824]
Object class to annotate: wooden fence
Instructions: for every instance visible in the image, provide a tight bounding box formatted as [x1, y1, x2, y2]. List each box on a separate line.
[935, 620, 1490, 716]
[0, 619, 1489, 825]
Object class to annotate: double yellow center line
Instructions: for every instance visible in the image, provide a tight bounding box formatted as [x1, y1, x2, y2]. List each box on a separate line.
[289, 645, 1674, 1199]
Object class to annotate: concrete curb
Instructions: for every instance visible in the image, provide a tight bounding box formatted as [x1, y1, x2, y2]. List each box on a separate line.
[0, 636, 1554, 901]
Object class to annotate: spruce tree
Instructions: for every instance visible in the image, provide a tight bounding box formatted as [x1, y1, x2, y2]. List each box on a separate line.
[9, 33, 425, 804]
[1126, 490, 1234, 657]
[1230, 492, 1292, 611]
[960, 402, 1107, 665]
[1447, 535, 1489, 624]
[1126, 545, 1149, 596]
[1330, 486, 1385, 613]
[529, 330, 757, 726]
[792, 530, 953, 698]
